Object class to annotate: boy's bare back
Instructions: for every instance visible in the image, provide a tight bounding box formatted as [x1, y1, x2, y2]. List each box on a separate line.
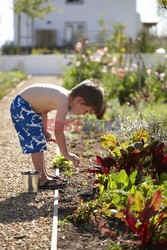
[19, 83, 70, 114]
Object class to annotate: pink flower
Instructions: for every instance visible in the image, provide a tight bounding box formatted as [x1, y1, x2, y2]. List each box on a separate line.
[112, 57, 118, 64]
[75, 42, 82, 52]
[159, 72, 166, 81]
[117, 68, 125, 78]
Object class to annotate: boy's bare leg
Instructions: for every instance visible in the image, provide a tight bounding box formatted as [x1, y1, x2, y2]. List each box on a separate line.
[31, 152, 48, 185]
[31, 152, 59, 186]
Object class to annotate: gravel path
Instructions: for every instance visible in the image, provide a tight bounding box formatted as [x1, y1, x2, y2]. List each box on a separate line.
[0, 76, 62, 250]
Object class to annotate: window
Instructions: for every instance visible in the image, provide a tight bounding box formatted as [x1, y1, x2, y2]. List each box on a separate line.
[66, 24, 73, 44]
[66, 0, 83, 4]
[65, 22, 86, 46]
[36, 30, 56, 48]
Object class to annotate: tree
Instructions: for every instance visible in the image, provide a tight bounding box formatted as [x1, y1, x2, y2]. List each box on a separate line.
[14, 0, 54, 53]
[157, 0, 167, 10]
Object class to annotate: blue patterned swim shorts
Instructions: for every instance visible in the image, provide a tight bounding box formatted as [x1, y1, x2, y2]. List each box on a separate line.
[10, 95, 47, 154]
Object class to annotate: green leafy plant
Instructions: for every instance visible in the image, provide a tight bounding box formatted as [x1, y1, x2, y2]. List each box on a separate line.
[97, 170, 137, 194]
[58, 218, 69, 227]
[70, 199, 99, 223]
[72, 170, 138, 223]
[52, 155, 72, 170]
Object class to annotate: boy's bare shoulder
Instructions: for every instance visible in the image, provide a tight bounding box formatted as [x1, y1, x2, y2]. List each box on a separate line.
[19, 83, 70, 114]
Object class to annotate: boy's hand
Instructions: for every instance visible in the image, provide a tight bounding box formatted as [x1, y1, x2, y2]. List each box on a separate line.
[44, 131, 52, 141]
[65, 153, 80, 166]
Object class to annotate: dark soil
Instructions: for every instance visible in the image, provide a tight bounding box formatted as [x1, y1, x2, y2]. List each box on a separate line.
[57, 131, 109, 250]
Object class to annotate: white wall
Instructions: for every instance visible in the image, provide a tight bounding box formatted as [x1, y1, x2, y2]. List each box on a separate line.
[0, 54, 166, 75]
[0, 54, 75, 75]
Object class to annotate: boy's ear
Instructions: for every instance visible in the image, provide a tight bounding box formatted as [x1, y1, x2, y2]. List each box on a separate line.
[77, 96, 85, 104]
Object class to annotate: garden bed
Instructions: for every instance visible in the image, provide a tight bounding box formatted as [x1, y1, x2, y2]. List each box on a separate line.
[56, 128, 167, 250]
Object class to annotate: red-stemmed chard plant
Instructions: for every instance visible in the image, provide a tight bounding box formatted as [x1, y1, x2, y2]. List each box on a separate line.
[118, 190, 167, 246]
[88, 155, 116, 175]
[95, 190, 167, 246]
[88, 155, 116, 184]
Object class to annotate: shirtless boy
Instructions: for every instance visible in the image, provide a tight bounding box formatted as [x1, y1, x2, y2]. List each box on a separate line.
[10, 78, 104, 189]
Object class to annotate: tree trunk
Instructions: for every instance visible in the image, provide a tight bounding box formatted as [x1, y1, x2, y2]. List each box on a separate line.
[31, 17, 35, 48]
[17, 14, 21, 54]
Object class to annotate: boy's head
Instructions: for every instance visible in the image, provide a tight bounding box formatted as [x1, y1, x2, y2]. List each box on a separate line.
[69, 78, 104, 116]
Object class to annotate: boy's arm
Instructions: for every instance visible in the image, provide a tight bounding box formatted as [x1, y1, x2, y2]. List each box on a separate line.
[42, 113, 47, 132]
[54, 107, 69, 157]
[55, 105, 80, 165]
[42, 112, 52, 140]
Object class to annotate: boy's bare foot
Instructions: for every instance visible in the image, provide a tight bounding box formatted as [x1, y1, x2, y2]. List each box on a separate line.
[47, 174, 56, 179]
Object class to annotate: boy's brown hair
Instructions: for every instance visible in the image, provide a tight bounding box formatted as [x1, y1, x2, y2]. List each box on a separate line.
[70, 78, 104, 116]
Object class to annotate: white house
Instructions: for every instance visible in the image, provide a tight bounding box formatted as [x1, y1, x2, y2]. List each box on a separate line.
[13, 0, 144, 49]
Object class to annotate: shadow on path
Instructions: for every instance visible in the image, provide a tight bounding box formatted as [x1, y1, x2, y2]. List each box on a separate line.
[0, 192, 54, 224]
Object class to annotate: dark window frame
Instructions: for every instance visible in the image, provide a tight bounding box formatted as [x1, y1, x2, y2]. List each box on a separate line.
[66, 0, 84, 4]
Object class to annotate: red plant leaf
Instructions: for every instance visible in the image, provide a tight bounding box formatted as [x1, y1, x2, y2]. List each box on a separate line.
[103, 157, 116, 167]
[93, 179, 99, 185]
[99, 223, 117, 239]
[96, 155, 116, 167]
[95, 214, 142, 245]
[152, 153, 167, 175]
[98, 218, 141, 245]
[96, 155, 103, 166]
[149, 140, 160, 154]
[121, 192, 166, 245]
[102, 166, 110, 175]
[96, 155, 116, 175]
[157, 241, 167, 246]
[153, 143, 165, 156]
[138, 223, 149, 243]
[120, 196, 139, 235]
[126, 149, 141, 173]
[140, 190, 162, 224]
[162, 153, 167, 164]
[124, 215, 139, 235]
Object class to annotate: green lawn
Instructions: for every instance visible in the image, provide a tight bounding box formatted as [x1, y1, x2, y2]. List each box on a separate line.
[0, 70, 27, 99]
